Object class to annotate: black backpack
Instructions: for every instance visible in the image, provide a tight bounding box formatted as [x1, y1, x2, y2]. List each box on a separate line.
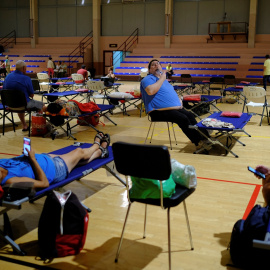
[38, 190, 89, 260]
[229, 204, 270, 269]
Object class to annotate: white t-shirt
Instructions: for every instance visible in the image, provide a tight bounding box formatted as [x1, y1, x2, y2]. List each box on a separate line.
[47, 60, 54, 69]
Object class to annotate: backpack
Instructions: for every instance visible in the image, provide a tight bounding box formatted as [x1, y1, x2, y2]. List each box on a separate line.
[38, 190, 89, 260]
[229, 204, 270, 269]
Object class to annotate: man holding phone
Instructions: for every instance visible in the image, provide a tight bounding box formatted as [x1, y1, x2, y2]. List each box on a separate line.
[252, 165, 270, 205]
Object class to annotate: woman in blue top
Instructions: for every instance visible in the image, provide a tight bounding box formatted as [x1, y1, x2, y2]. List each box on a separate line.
[140, 59, 208, 149]
[0, 132, 110, 189]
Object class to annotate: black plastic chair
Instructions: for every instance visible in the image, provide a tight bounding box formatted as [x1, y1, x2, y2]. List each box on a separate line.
[209, 77, 224, 95]
[112, 142, 195, 269]
[224, 75, 236, 88]
[31, 78, 47, 95]
[0, 89, 36, 137]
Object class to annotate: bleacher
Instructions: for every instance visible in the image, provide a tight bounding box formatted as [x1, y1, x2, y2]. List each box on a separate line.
[0, 42, 84, 76]
[114, 42, 267, 83]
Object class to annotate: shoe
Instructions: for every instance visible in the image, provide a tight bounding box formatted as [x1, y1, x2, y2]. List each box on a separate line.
[94, 132, 104, 146]
[99, 134, 110, 159]
[22, 127, 30, 131]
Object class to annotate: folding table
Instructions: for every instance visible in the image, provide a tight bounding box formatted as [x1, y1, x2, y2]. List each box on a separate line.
[189, 111, 252, 157]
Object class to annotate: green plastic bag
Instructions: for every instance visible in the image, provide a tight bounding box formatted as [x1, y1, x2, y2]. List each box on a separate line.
[130, 174, 176, 199]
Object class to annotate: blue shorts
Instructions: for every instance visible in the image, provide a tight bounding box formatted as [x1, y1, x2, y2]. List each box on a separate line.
[44, 154, 69, 183]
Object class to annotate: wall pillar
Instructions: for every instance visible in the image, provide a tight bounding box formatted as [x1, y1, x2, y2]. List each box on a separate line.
[30, 0, 38, 48]
[248, 0, 258, 48]
[164, 0, 173, 48]
[93, 0, 102, 75]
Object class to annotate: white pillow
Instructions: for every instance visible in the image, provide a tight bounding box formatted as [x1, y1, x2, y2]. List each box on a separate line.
[108, 92, 134, 99]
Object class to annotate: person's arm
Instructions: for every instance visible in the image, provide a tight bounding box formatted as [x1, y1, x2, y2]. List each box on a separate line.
[144, 72, 166, 96]
[255, 165, 270, 205]
[5, 149, 49, 188]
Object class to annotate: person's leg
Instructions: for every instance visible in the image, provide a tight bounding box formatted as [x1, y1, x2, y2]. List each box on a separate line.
[49, 132, 109, 172]
[18, 112, 28, 130]
[263, 76, 267, 90]
[149, 109, 204, 146]
[267, 75, 270, 89]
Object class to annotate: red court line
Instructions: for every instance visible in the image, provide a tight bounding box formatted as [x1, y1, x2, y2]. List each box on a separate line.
[0, 152, 19, 157]
[198, 176, 262, 219]
[198, 176, 260, 186]
[242, 185, 261, 220]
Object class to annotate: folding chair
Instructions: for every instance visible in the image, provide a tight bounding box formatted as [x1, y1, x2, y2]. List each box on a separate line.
[242, 86, 269, 126]
[224, 75, 236, 88]
[112, 142, 195, 270]
[209, 77, 224, 95]
[31, 79, 47, 95]
[87, 80, 107, 101]
[71, 73, 84, 89]
[144, 115, 177, 150]
[0, 89, 37, 137]
[37, 72, 50, 92]
[178, 74, 194, 94]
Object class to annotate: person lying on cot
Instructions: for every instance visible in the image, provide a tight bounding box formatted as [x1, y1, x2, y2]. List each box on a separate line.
[0, 132, 110, 189]
[253, 165, 270, 205]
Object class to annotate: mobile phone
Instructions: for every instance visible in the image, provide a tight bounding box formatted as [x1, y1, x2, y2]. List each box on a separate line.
[23, 137, 31, 156]
[248, 166, 266, 179]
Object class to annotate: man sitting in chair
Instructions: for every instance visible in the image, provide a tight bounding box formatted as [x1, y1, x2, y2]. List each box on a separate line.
[0, 132, 110, 189]
[140, 59, 209, 150]
[3, 60, 47, 131]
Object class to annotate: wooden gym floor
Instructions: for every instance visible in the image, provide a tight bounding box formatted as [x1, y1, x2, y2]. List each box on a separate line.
[0, 81, 269, 269]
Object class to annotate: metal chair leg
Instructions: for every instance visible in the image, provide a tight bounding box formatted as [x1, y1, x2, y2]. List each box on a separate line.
[166, 122, 172, 150]
[183, 200, 194, 250]
[144, 122, 153, 144]
[143, 204, 147, 238]
[167, 207, 171, 270]
[150, 122, 156, 143]
[171, 123, 177, 146]
[115, 203, 132, 263]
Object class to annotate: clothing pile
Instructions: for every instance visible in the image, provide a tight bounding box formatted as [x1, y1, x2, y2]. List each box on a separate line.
[201, 118, 235, 129]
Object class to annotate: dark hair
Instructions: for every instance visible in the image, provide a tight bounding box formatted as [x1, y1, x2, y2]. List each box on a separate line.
[49, 57, 52, 60]
[148, 59, 160, 70]
[266, 55, 270, 59]
[47, 103, 63, 114]
[81, 64, 86, 69]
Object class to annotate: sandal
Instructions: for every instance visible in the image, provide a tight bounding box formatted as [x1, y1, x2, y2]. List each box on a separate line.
[99, 145, 109, 159]
[101, 133, 110, 147]
[94, 132, 104, 146]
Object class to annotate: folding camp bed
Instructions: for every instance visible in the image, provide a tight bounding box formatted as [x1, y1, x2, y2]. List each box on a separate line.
[43, 104, 116, 140]
[183, 95, 222, 119]
[0, 143, 125, 255]
[223, 87, 245, 103]
[106, 96, 143, 117]
[193, 81, 210, 94]
[48, 81, 76, 92]
[42, 89, 93, 103]
[173, 84, 194, 96]
[189, 111, 252, 158]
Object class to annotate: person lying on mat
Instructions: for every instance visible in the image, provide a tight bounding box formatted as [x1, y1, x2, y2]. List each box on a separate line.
[253, 165, 270, 205]
[140, 59, 209, 150]
[0, 132, 110, 189]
